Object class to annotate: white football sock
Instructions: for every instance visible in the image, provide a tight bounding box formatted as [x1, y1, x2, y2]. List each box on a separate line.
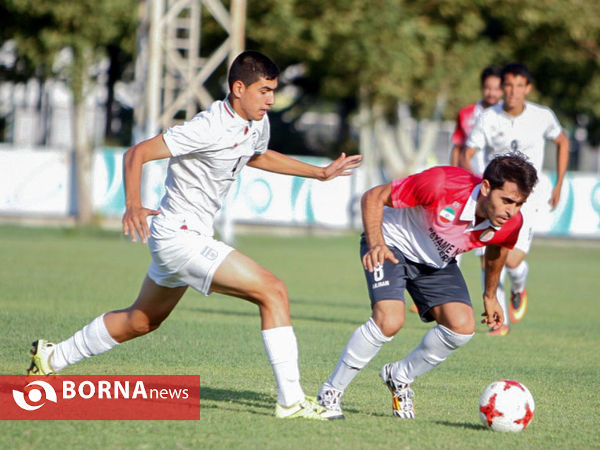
[50, 314, 119, 372]
[507, 261, 528, 294]
[389, 324, 473, 385]
[323, 318, 392, 393]
[481, 267, 509, 325]
[262, 326, 305, 407]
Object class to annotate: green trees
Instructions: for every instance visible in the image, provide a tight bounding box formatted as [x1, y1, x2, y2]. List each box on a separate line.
[246, 0, 600, 153]
[1, 0, 599, 215]
[1, 0, 137, 223]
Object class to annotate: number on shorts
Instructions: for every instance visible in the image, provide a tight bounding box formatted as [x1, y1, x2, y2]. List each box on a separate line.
[374, 264, 384, 282]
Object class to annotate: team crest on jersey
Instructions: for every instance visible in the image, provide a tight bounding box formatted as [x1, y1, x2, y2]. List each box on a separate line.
[439, 207, 456, 224]
[479, 229, 495, 242]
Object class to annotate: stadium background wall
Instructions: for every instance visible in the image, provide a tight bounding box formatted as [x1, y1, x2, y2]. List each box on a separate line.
[1, 147, 599, 239]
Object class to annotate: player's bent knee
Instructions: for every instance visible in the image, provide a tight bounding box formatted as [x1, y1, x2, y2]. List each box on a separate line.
[437, 324, 474, 349]
[446, 318, 475, 336]
[126, 312, 163, 337]
[257, 276, 289, 307]
[376, 317, 404, 337]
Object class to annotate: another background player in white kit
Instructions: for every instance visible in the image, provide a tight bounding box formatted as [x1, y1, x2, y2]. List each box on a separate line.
[449, 65, 503, 171]
[27, 51, 361, 420]
[461, 62, 569, 335]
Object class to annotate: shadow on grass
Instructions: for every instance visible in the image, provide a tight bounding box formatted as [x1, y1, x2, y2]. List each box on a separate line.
[178, 305, 365, 327]
[434, 420, 487, 430]
[201, 386, 273, 407]
[199, 386, 274, 416]
[199, 386, 364, 417]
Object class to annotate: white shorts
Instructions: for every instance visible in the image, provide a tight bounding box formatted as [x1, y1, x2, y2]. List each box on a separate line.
[473, 246, 485, 257]
[147, 221, 233, 295]
[513, 200, 535, 254]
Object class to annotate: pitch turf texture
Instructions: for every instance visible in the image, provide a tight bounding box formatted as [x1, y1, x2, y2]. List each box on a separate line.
[1, 225, 598, 449]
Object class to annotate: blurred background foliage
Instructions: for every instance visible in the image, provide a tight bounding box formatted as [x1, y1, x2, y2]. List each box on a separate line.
[1, 0, 599, 147]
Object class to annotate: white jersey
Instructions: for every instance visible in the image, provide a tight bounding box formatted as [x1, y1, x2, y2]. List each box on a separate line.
[466, 101, 562, 174]
[156, 99, 270, 236]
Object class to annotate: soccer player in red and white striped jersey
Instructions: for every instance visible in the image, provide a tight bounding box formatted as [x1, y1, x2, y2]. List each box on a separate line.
[317, 154, 538, 419]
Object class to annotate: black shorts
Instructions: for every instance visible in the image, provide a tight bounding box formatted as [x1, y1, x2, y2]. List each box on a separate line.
[360, 236, 471, 322]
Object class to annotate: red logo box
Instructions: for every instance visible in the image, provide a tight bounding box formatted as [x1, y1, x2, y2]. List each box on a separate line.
[0, 375, 200, 420]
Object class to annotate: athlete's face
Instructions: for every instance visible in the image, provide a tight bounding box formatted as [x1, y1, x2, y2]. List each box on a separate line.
[478, 180, 527, 228]
[481, 76, 502, 108]
[502, 74, 531, 114]
[233, 76, 277, 121]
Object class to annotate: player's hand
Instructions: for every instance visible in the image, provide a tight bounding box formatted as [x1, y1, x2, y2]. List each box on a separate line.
[362, 244, 399, 272]
[321, 153, 362, 181]
[481, 296, 504, 330]
[548, 185, 561, 210]
[122, 205, 160, 243]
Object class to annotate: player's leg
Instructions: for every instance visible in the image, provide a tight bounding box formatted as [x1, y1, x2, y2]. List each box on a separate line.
[505, 247, 529, 322]
[103, 277, 187, 342]
[381, 261, 474, 418]
[504, 201, 533, 322]
[29, 277, 187, 375]
[209, 250, 332, 419]
[382, 302, 475, 418]
[210, 250, 291, 329]
[318, 239, 405, 417]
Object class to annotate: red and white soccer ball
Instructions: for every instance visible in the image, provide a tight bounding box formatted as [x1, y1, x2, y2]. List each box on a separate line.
[478, 379, 535, 432]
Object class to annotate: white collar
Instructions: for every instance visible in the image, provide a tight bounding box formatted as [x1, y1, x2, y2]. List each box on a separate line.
[223, 97, 253, 129]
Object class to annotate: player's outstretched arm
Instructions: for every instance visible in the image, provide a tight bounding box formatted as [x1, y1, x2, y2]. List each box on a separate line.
[481, 244, 509, 329]
[549, 132, 570, 210]
[247, 149, 362, 181]
[122, 134, 172, 243]
[360, 183, 399, 272]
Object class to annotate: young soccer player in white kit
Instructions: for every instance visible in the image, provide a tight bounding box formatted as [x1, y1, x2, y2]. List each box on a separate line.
[462, 62, 569, 335]
[27, 51, 361, 420]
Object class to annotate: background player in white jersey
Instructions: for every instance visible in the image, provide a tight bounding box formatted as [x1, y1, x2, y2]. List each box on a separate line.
[316, 154, 538, 419]
[449, 65, 503, 170]
[27, 51, 361, 420]
[462, 62, 569, 335]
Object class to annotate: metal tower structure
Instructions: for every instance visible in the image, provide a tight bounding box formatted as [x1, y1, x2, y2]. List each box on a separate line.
[134, 0, 246, 140]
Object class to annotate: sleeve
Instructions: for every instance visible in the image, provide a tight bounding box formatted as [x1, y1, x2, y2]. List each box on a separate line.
[465, 113, 486, 151]
[254, 115, 270, 154]
[542, 108, 563, 141]
[390, 166, 447, 209]
[162, 113, 217, 157]
[498, 213, 523, 249]
[451, 112, 466, 146]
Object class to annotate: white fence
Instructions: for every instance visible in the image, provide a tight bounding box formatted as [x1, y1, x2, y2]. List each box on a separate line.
[1, 146, 599, 238]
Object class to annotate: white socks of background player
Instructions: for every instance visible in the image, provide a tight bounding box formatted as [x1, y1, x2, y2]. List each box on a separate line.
[507, 260, 529, 294]
[388, 324, 473, 385]
[50, 314, 119, 372]
[481, 267, 508, 325]
[262, 326, 305, 407]
[322, 318, 393, 393]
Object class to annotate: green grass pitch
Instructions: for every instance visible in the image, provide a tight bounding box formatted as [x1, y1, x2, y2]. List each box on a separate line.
[1, 225, 598, 449]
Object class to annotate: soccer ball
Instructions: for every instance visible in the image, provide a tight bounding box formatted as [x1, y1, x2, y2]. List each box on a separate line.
[478, 379, 535, 432]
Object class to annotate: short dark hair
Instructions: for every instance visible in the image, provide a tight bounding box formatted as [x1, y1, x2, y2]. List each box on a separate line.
[483, 153, 538, 198]
[480, 65, 502, 87]
[228, 51, 280, 90]
[501, 62, 532, 85]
